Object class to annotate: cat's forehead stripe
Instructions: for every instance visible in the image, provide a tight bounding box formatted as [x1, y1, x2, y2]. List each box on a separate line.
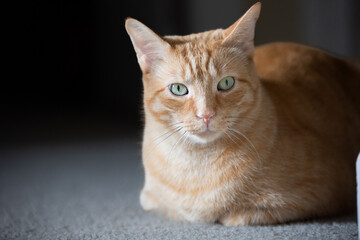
[180, 46, 196, 81]
[180, 43, 219, 81]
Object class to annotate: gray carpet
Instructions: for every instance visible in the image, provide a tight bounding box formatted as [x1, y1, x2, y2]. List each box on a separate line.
[0, 139, 358, 240]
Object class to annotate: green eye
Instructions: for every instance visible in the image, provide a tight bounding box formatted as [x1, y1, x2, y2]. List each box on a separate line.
[217, 76, 235, 91]
[170, 83, 188, 96]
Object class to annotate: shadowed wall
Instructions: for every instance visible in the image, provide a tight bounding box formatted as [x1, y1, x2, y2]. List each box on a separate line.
[2, 0, 359, 147]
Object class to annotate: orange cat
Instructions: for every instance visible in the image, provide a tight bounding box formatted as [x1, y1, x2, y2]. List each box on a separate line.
[125, 3, 360, 225]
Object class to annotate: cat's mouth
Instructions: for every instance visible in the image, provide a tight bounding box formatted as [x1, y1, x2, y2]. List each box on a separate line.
[197, 128, 215, 136]
[191, 128, 223, 143]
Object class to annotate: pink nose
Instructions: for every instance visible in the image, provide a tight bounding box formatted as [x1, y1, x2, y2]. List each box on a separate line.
[197, 113, 215, 125]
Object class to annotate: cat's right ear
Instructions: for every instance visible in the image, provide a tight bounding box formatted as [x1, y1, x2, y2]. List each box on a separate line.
[125, 18, 171, 74]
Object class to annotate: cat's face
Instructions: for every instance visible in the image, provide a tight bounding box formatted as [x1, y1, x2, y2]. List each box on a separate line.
[143, 40, 259, 144]
[126, 3, 261, 144]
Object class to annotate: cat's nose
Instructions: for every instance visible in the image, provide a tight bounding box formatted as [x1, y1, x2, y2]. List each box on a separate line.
[197, 112, 215, 125]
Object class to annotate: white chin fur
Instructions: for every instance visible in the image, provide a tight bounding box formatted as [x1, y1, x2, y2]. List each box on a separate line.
[189, 131, 222, 144]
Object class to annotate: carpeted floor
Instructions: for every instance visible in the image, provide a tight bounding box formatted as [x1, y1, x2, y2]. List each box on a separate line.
[0, 139, 357, 240]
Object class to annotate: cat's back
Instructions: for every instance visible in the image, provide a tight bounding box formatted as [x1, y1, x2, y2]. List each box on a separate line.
[254, 42, 360, 110]
[254, 42, 360, 154]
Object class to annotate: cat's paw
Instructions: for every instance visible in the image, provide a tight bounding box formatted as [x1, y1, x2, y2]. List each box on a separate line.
[218, 212, 249, 226]
[219, 209, 284, 226]
[140, 190, 159, 211]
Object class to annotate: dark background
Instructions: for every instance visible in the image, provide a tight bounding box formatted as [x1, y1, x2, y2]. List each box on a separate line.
[2, 0, 359, 148]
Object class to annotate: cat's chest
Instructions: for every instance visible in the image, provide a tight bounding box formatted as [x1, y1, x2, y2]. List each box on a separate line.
[143, 143, 252, 218]
[145, 144, 223, 184]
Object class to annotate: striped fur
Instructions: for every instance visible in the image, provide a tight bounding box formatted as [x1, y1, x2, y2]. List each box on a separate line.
[126, 3, 360, 225]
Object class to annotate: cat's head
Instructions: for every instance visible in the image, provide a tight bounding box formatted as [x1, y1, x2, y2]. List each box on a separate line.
[126, 3, 261, 144]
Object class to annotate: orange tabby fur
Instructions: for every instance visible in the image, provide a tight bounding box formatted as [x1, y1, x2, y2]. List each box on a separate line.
[125, 3, 360, 225]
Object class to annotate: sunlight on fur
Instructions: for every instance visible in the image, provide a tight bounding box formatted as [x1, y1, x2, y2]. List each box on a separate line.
[125, 2, 360, 225]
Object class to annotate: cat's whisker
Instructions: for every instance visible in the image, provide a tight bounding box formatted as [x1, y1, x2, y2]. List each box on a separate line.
[226, 121, 257, 131]
[224, 130, 237, 145]
[173, 132, 190, 163]
[227, 117, 257, 126]
[155, 127, 183, 145]
[223, 131, 246, 163]
[227, 120, 254, 124]
[227, 121, 272, 144]
[151, 124, 182, 143]
[145, 126, 183, 154]
[146, 122, 182, 139]
[227, 116, 258, 122]
[167, 131, 188, 162]
[226, 129, 255, 162]
[228, 127, 260, 162]
[145, 127, 181, 151]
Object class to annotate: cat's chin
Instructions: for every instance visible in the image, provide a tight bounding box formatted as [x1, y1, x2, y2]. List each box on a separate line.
[189, 130, 223, 144]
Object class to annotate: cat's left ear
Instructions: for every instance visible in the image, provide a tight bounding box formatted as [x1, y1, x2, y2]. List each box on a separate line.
[222, 2, 261, 58]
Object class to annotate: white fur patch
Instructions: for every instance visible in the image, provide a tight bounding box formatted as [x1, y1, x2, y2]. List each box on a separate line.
[208, 58, 218, 77]
[184, 64, 192, 82]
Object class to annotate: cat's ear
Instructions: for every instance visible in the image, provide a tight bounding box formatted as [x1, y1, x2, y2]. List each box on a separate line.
[222, 2, 261, 58]
[125, 18, 171, 74]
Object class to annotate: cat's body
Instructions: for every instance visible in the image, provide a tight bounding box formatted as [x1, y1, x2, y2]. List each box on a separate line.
[126, 3, 360, 225]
